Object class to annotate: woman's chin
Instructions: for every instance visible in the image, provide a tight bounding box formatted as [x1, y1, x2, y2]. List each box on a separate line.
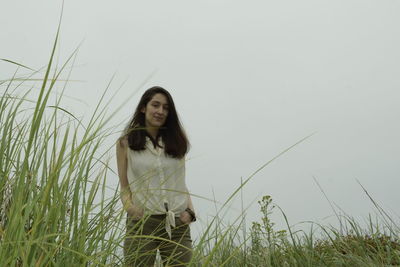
[149, 122, 164, 128]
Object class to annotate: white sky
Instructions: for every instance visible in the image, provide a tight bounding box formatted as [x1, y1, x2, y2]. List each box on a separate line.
[1, 0, 400, 239]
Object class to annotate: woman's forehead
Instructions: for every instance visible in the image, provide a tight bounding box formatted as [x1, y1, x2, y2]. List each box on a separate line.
[150, 93, 168, 104]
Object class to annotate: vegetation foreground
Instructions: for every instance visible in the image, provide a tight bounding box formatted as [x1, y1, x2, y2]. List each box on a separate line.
[1, 33, 399, 266]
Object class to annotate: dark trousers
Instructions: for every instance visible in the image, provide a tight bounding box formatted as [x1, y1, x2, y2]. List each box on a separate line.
[124, 214, 193, 267]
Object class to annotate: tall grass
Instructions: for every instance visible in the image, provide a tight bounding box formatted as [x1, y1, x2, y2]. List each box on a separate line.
[0, 29, 125, 266]
[194, 194, 400, 266]
[1, 31, 399, 266]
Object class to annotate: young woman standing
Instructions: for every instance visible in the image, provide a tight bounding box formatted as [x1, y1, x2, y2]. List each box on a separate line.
[116, 86, 196, 266]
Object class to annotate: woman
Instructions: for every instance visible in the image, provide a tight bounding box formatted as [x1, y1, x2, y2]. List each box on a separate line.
[116, 86, 196, 267]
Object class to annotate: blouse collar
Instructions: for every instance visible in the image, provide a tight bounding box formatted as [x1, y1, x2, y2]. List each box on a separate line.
[145, 135, 164, 156]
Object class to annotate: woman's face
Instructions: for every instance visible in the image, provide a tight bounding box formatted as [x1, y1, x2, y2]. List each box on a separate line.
[141, 93, 169, 128]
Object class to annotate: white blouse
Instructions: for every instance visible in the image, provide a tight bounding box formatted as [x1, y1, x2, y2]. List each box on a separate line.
[126, 137, 189, 237]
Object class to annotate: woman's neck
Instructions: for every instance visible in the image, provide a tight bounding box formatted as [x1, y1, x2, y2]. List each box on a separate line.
[146, 127, 159, 140]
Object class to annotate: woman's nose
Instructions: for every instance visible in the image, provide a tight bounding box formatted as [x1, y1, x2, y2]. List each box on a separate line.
[157, 107, 166, 114]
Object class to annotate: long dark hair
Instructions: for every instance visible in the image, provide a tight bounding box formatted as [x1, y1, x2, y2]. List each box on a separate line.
[122, 86, 189, 159]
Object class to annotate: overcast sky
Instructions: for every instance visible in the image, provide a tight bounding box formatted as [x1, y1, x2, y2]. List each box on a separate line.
[2, 0, 400, 239]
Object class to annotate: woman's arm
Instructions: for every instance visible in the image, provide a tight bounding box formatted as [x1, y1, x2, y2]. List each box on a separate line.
[179, 158, 196, 223]
[180, 187, 196, 223]
[116, 137, 143, 219]
[186, 189, 195, 212]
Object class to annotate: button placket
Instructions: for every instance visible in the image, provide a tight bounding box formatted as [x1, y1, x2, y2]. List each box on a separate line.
[156, 148, 176, 239]
[156, 148, 168, 207]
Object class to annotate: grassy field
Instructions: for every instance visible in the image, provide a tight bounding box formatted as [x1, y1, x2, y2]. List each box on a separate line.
[1, 31, 399, 266]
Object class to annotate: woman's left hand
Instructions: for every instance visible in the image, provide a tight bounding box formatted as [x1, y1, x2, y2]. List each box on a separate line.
[179, 210, 192, 224]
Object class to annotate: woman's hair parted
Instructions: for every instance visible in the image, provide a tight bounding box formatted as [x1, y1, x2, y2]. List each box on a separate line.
[122, 86, 189, 159]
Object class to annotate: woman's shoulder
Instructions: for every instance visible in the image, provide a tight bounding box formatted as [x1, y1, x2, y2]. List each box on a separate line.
[116, 135, 129, 150]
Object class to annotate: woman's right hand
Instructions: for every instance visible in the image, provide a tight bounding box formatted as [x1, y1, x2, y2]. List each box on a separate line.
[127, 205, 144, 220]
